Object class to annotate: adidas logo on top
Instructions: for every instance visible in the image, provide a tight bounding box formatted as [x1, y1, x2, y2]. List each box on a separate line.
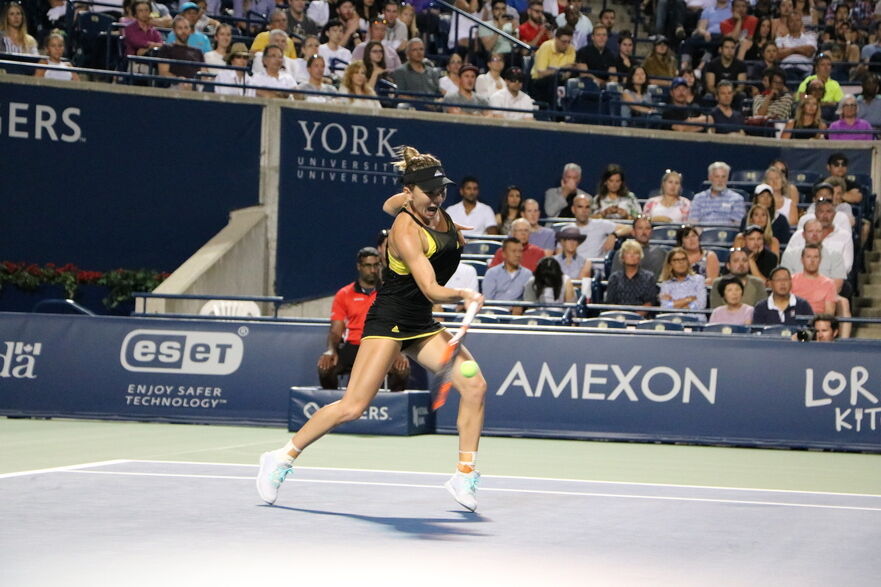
[0, 342, 41, 379]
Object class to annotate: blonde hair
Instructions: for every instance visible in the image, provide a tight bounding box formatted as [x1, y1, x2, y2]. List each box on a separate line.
[619, 239, 644, 260]
[746, 204, 774, 245]
[660, 247, 693, 281]
[393, 146, 442, 175]
[341, 60, 375, 96]
[660, 170, 682, 197]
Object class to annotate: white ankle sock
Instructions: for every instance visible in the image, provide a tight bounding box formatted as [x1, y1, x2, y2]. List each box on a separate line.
[275, 440, 301, 463]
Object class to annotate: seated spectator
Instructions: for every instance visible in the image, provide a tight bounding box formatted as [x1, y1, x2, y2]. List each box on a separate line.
[825, 152, 864, 204]
[795, 53, 843, 108]
[35, 31, 79, 82]
[445, 176, 497, 236]
[610, 215, 667, 281]
[398, 3, 420, 42]
[338, 60, 379, 109]
[662, 77, 710, 132]
[489, 219, 547, 271]
[592, 164, 642, 220]
[214, 43, 255, 96]
[482, 237, 533, 313]
[743, 224, 779, 282]
[704, 37, 748, 100]
[828, 94, 877, 140]
[438, 52, 462, 97]
[658, 247, 708, 321]
[443, 64, 490, 116]
[736, 204, 781, 255]
[781, 94, 827, 139]
[477, 53, 506, 100]
[519, 0, 553, 50]
[743, 184, 791, 245]
[252, 30, 298, 74]
[289, 35, 320, 83]
[480, 0, 518, 58]
[496, 185, 523, 235]
[204, 23, 234, 69]
[753, 68, 792, 121]
[621, 65, 657, 121]
[489, 67, 535, 120]
[775, 13, 816, 79]
[810, 313, 840, 342]
[642, 36, 677, 84]
[319, 19, 353, 77]
[856, 73, 881, 128]
[317, 247, 409, 391]
[554, 226, 593, 281]
[616, 31, 636, 73]
[708, 276, 754, 325]
[523, 257, 576, 304]
[791, 244, 837, 316]
[123, 0, 163, 58]
[643, 170, 691, 223]
[752, 266, 814, 325]
[745, 40, 780, 82]
[781, 219, 848, 288]
[709, 247, 767, 308]
[604, 239, 658, 313]
[709, 81, 746, 133]
[677, 224, 720, 284]
[531, 25, 577, 107]
[520, 199, 556, 253]
[556, 1, 591, 49]
[380, 0, 408, 51]
[721, 0, 758, 43]
[678, 67, 704, 102]
[191, 0, 220, 35]
[393, 38, 441, 99]
[571, 195, 631, 259]
[352, 17, 401, 72]
[576, 24, 617, 87]
[1, 1, 37, 55]
[158, 16, 205, 89]
[690, 161, 746, 225]
[362, 39, 395, 91]
[762, 166, 799, 226]
[544, 162, 591, 218]
[167, 3, 213, 55]
[796, 182, 852, 232]
[788, 199, 854, 274]
[335, 0, 366, 51]
[253, 45, 297, 98]
[287, 0, 320, 40]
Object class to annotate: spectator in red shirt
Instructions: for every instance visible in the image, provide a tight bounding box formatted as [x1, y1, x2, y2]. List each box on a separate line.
[317, 247, 410, 390]
[123, 0, 163, 57]
[519, 0, 552, 48]
[790, 243, 837, 315]
[489, 218, 548, 271]
[720, 0, 757, 41]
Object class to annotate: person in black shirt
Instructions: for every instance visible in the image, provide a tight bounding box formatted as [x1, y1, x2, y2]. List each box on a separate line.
[575, 24, 617, 86]
[709, 80, 745, 134]
[704, 36, 747, 104]
[662, 77, 709, 132]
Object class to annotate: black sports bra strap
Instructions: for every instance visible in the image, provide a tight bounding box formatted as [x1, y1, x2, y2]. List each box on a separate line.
[399, 207, 427, 229]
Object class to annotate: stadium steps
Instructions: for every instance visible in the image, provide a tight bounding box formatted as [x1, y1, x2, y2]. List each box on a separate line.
[855, 235, 881, 339]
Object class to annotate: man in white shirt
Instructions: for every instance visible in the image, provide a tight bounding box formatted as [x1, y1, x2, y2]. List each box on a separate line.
[382, 0, 409, 51]
[555, 0, 592, 47]
[445, 176, 499, 236]
[786, 199, 853, 273]
[571, 194, 630, 259]
[489, 67, 535, 119]
[318, 19, 352, 77]
[775, 13, 816, 77]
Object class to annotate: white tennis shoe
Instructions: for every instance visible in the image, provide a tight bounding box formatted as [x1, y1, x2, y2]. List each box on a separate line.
[256, 451, 293, 505]
[444, 470, 480, 512]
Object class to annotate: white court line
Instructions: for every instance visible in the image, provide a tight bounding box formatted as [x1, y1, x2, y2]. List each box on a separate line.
[0, 459, 130, 479]
[128, 459, 881, 499]
[58, 469, 881, 513]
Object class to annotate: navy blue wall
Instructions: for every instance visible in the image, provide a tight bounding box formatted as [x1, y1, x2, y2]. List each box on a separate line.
[0, 82, 262, 271]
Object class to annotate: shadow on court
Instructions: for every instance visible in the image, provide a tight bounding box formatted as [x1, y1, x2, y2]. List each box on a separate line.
[264, 504, 490, 540]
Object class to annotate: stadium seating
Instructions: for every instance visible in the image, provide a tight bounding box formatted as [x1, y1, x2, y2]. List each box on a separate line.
[703, 323, 751, 334]
[635, 320, 685, 331]
[579, 317, 627, 329]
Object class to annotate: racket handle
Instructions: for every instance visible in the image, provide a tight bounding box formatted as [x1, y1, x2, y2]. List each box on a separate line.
[462, 300, 480, 323]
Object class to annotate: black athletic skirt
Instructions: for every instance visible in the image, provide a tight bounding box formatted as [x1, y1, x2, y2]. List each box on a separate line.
[361, 295, 444, 350]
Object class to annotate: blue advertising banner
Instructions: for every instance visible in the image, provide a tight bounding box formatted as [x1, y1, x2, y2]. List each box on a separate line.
[0, 312, 325, 425]
[288, 387, 434, 435]
[276, 107, 873, 300]
[433, 329, 881, 452]
[0, 82, 262, 272]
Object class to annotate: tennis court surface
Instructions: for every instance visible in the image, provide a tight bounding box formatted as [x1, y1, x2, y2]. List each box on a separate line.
[2, 457, 880, 586]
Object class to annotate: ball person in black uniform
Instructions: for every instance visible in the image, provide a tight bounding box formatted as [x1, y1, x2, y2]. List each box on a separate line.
[257, 146, 487, 511]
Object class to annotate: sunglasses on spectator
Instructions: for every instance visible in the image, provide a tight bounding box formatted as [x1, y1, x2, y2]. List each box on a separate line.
[830, 160, 846, 167]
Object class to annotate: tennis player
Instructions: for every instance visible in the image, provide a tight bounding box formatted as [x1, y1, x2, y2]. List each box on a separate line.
[257, 146, 487, 511]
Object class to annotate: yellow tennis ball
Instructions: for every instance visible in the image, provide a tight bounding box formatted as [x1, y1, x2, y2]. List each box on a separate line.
[460, 360, 479, 378]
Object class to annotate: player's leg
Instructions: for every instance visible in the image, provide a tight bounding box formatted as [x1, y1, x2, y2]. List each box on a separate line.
[256, 338, 401, 504]
[408, 333, 486, 511]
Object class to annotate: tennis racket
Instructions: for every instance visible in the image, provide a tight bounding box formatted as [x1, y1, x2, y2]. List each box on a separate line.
[431, 302, 480, 411]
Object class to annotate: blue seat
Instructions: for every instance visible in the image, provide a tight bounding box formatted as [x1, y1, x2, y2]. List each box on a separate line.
[507, 316, 560, 326]
[789, 170, 821, 185]
[699, 227, 737, 246]
[651, 225, 680, 242]
[847, 173, 872, 192]
[707, 245, 730, 264]
[599, 310, 643, 322]
[471, 314, 500, 324]
[761, 325, 796, 337]
[635, 320, 685, 331]
[703, 323, 751, 334]
[524, 307, 566, 318]
[731, 169, 764, 183]
[463, 240, 501, 255]
[462, 259, 487, 276]
[479, 306, 509, 315]
[580, 318, 627, 329]
[655, 313, 703, 324]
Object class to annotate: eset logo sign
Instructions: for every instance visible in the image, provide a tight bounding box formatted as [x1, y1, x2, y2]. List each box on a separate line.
[120, 330, 243, 375]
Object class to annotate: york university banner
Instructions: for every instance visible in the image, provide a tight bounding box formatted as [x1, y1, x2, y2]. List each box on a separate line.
[0, 313, 325, 425]
[433, 329, 881, 452]
[276, 107, 872, 300]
